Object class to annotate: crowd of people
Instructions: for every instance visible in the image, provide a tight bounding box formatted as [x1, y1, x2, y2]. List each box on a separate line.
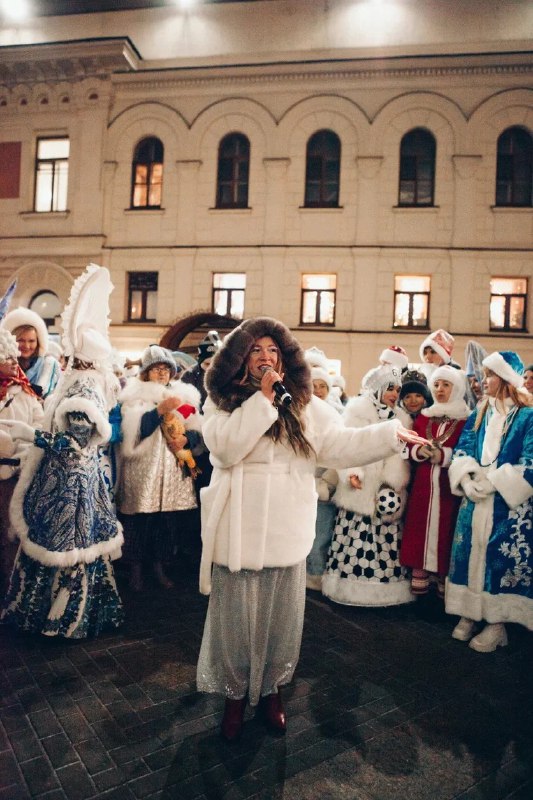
[0, 266, 532, 743]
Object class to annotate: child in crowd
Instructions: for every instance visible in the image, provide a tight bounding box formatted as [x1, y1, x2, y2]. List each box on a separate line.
[400, 366, 470, 599]
[446, 351, 533, 652]
[322, 365, 413, 607]
[399, 370, 432, 422]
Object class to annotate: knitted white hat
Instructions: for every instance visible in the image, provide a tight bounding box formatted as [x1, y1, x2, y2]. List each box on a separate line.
[311, 366, 332, 389]
[379, 345, 408, 370]
[2, 306, 49, 357]
[419, 329, 454, 364]
[482, 351, 524, 388]
[0, 329, 20, 362]
[140, 345, 177, 377]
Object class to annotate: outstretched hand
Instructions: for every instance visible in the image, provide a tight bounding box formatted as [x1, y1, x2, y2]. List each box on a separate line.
[396, 425, 431, 447]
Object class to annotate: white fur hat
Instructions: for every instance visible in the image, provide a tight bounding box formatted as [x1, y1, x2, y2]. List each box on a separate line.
[0, 329, 20, 362]
[362, 364, 402, 397]
[482, 351, 524, 388]
[61, 264, 113, 365]
[419, 329, 454, 364]
[304, 346, 330, 371]
[2, 307, 49, 357]
[331, 373, 346, 391]
[311, 366, 332, 389]
[46, 340, 63, 361]
[429, 364, 467, 404]
[379, 345, 408, 370]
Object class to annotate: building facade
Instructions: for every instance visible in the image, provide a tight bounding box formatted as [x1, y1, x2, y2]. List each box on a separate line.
[0, 0, 532, 390]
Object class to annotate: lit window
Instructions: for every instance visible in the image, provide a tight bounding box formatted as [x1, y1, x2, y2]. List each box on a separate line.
[131, 137, 163, 209]
[216, 134, 250, 209]
[490, 278, 527, 331]
[393, 276, 430, 328]
[398, 128, 436, 207]
[301, 274, 336, 325]
[34, 137, 69, 212]
[304, 130, 341, 208]
[212, 273, 246, 319]
[128, 272, 158, 322]
[495, 126, 532, 207]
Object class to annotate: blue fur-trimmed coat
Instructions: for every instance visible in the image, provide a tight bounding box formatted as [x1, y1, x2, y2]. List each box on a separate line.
[446, 404, 533, 630]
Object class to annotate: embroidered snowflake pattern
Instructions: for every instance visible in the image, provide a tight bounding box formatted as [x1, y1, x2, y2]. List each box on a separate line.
[499, 504, 532, 589]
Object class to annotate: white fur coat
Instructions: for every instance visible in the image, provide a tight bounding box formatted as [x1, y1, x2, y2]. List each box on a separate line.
[331, 395, 410, 519]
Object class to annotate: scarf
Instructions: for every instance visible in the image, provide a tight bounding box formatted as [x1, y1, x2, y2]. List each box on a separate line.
[0, 364, 40, 403]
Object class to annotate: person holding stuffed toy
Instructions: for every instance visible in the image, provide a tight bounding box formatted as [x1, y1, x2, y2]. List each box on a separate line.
[400, 365, 470, 600]
[322, 365, 414, 608]
[117, 345, 202, 591]
[446, 351, 533, 652]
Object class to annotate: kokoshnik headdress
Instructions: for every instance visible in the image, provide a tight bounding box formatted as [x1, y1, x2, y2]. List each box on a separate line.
[60, 263, 113, 370]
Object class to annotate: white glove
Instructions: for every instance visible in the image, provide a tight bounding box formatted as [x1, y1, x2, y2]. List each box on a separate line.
[0, 420, 35, 442]
[473, 476, 495, 497]
[462, 479, 489, 503]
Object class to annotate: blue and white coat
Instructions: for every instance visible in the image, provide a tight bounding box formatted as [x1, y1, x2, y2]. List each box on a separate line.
[446, 401, 533, 630]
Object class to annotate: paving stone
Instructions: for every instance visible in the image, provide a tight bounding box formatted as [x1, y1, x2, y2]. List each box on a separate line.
[74, 737, 114, 774]
[8, 726, 45, 763]
[55, 761, 96, 800]
[91, 760, 150, 792]
[40, 732, 79, 769]
[28, 708, 63, 739]
[0, 705, 31, 734]
[0, 750, 22, 787]
[77, 695, 113, 724]
[0, 784, 31, 800]
[19, 756, 60, 796]
[58, 711, 94, 745]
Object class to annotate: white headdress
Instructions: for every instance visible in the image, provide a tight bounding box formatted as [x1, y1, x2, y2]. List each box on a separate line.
[61, 263, 113, 367]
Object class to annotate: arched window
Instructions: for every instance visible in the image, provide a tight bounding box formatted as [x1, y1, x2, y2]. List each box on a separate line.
[495, 126, 533, 207]
[131, 137, 164, 209]
[304, 130, 341, 207]
[29, 290, 62, 326]
[398, 128, 436, 206]
[216, 133, 250, 208]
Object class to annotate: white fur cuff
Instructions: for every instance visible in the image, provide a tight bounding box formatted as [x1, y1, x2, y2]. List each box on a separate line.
[488, 463, 533, 509]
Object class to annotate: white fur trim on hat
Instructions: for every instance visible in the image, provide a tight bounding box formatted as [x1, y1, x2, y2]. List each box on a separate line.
[0, 329, 20, 362]
[311, 366, 332, 389]
[331, 374, 346, 391]
[379, 346, 408, 369]
[2, 307, 49, 357]
[419, 329, 454, 364]
[46, 340, 63, 360]
[304, 347, 330, 370]
[482, 351, 524, 388]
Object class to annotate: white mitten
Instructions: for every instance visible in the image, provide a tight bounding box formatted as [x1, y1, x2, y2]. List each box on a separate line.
[462, 479, 487, 503]
[0, 420, 35, 442]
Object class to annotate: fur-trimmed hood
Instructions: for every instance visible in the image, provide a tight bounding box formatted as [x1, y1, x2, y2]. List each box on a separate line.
[205, 317, 312, 412]
[2, 307, 49, 357]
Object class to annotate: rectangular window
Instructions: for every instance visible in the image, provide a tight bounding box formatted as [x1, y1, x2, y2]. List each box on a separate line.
[212, 273, 246, 319]
[393, 276, 430, 328]
[490, 277, 527, 331]
[127, 272, 158, 322]
[300, 274, 336, 325]
[34, 137, 69, 212]
[0, 141, 22, 198]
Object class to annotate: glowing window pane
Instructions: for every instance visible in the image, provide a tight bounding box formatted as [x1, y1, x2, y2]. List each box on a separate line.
[302, 274, 336, 290]
[490, 296, 506, 328]
[490, 278, 527, 295]
[395, 276, 430, 292]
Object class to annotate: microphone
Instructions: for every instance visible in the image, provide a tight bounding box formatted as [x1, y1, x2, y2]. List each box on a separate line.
[259, 365, 292, 406]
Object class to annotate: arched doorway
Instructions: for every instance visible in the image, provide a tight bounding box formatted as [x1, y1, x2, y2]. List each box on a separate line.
[160, 312, 239, 354]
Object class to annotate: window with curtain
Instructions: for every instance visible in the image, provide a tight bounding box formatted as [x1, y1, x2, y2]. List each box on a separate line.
[216, 133, 250, 208]
[304, 130, 341, 207]
[398, 128, 436, 206]
[300, 274, 336, 325]
[393, 276, 431, 328]
[131, 137, 164, 209]
[34, 137, 69, 212]
[489, 277, 528, 331]
[495, 126, 533, 207]
[127, 272, 158, 322]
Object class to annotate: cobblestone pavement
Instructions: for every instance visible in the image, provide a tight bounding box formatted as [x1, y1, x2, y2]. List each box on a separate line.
[1, 560, 532, 800]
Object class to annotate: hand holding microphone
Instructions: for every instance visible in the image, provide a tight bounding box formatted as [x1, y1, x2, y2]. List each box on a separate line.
[259, 365, 292, 406]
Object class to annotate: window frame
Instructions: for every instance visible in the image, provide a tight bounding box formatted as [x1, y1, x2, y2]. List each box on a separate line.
[489, 277, 528, 332]
[495, 126, 533, 208]
[33, 135, 70, 213]
[130, 136, 164, 210]
[300, 274, 337, 327]
[303, 129, 341, 208]
[127, 271, 158, 323]
[215, 133, 250, 209]
[393, 276, 431, 329]
[398, 128, 436, 207]
[211, 273, 246, 320]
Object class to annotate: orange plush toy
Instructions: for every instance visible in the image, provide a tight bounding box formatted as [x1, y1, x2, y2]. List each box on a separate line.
[160, 403, 201, 479]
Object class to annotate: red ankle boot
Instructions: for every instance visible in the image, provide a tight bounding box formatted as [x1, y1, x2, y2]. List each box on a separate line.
[258, 689, 287, 734]
[220, 697, 247, 741]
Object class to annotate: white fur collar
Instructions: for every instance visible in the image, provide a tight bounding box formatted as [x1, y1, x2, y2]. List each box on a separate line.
[423, 400, 470, 420]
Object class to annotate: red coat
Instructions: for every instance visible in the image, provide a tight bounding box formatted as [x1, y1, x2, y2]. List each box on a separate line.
[400, 412, 467, 575]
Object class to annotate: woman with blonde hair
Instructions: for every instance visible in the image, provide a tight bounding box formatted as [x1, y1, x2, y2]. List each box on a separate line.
[446, 351, 533, 652]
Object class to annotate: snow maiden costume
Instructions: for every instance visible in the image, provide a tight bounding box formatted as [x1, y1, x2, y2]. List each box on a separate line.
[196, 317, 412, 740]
[1, 265, 124, 638]
[446, 351, 533, 652]
[2, 306, 60, 399]
[322, 365, 414, 607]
[400, 365, 470, 597]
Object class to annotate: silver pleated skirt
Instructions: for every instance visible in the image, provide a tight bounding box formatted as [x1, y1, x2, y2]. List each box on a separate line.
[196, 561, 306, 707]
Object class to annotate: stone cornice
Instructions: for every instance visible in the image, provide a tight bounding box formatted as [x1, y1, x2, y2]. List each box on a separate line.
[112, 51, 533, 92]
[0, 38, 140, 87]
